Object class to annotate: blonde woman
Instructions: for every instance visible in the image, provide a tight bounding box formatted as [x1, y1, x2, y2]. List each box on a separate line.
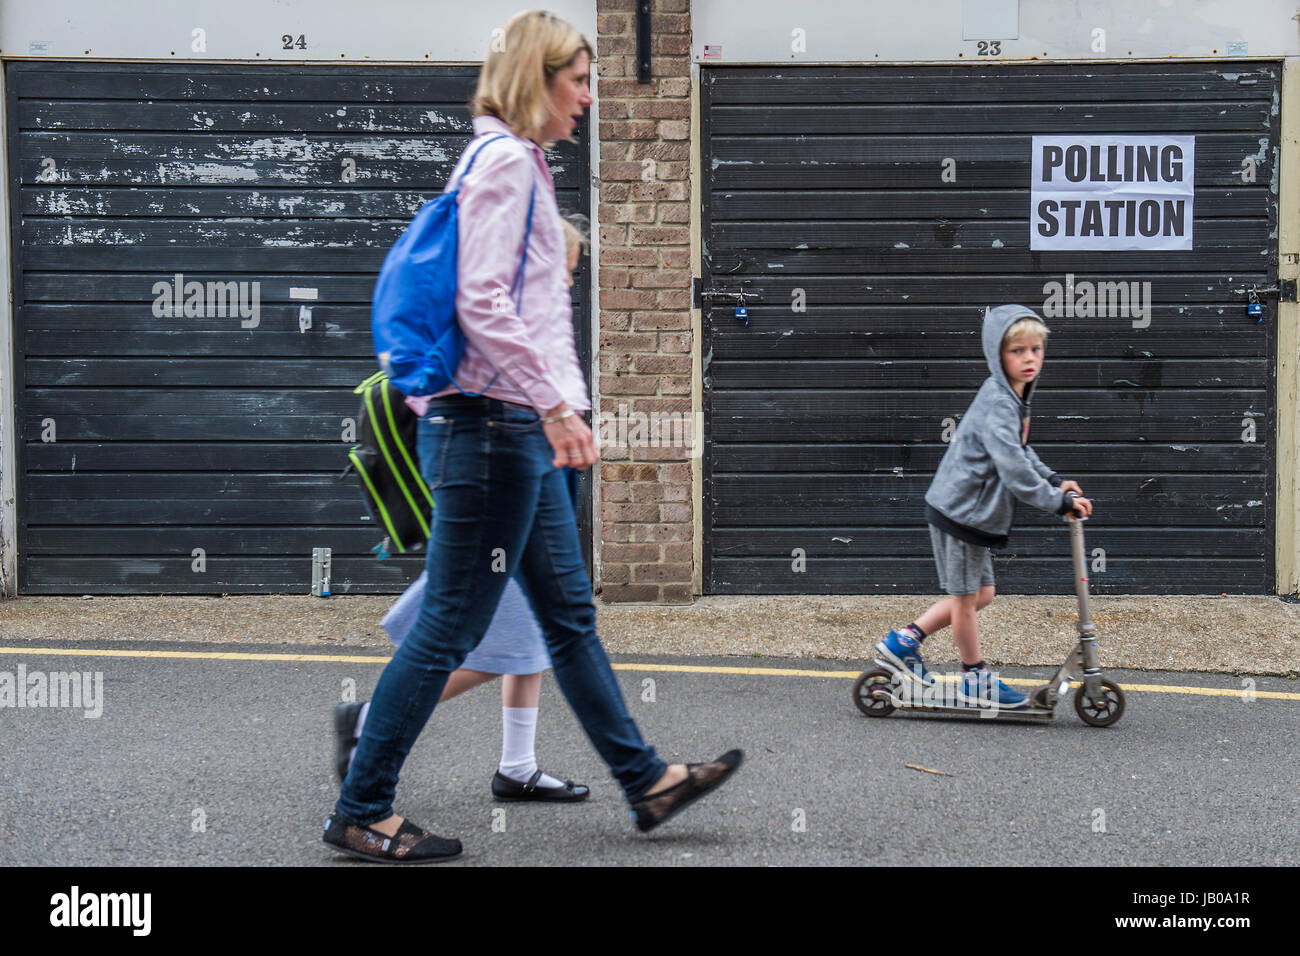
[324, 10, 741, 864]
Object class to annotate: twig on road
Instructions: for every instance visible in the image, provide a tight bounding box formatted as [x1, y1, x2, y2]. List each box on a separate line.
[904, 764, 952, 777]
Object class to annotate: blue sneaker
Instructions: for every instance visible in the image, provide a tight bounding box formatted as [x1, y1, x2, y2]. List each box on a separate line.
[874, 630, 935, 686]
[958, 668, 1028, 709]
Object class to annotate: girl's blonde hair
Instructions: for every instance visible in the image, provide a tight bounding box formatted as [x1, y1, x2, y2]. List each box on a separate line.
[1004, 316, 1050, 343]
[472, 9, 594, 147]
[561, 214, 590, 261]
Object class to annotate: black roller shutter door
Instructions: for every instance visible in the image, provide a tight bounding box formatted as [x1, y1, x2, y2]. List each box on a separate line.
[8, 63, 591, 593]
[702, 62, 1277, 595]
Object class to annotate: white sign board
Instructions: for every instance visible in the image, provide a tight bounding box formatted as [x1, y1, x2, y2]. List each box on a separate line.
[1030, 135, 1195, 251]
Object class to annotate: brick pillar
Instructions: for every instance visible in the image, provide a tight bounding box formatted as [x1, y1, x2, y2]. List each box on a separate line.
[595, 0, 693, 603]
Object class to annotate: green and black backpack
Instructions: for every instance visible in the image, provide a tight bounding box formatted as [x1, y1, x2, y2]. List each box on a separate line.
[344, 371, 432, 556]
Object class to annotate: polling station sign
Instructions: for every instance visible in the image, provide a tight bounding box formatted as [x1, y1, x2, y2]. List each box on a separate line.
[1030, 135, 1194, 251]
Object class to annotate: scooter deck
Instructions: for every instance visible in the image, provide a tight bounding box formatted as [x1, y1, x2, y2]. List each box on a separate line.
[871, 687, 1057, 720]
[867, 658, 1059, 719]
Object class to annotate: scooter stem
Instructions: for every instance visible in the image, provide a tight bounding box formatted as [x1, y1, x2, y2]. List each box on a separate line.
[1066, 513, 1105, 700]
[1068, 515, 1096, 639]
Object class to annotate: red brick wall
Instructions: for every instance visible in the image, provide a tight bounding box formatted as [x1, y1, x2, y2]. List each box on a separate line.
[594, 0, 694, 603]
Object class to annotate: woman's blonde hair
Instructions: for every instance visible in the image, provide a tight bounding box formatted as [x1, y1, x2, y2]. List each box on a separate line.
[472, 9, 594, 146]
[561, 214, 590, 260]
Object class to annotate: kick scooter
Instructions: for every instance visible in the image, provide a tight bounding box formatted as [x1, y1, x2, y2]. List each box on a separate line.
[852, 496, 1126, 727]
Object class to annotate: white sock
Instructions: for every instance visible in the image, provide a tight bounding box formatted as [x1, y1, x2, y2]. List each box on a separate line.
[498, 706, 563, 788]
[348, 701, 370, 764]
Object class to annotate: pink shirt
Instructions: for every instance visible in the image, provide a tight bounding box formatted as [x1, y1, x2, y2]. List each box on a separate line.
[405, 115, 589, 417]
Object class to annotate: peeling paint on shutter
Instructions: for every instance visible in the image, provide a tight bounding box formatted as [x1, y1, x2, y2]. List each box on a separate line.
[8, 63, 590, 593]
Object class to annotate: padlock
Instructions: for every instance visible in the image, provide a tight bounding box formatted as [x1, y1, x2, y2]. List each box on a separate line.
[734, 304, 748, 326]
[1248, 302, 1263, 319]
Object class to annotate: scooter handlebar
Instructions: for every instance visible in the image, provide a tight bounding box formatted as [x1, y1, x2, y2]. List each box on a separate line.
[1064, 489, 1088, 521]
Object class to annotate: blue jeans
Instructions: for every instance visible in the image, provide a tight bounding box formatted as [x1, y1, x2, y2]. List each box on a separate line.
[335, 396, 667, 824]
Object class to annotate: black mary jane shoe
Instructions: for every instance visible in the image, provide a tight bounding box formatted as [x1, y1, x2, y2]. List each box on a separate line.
[491, 769, 590, 802]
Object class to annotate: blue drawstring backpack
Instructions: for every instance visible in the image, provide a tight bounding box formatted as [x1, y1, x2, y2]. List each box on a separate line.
[371, 133, 536, 397]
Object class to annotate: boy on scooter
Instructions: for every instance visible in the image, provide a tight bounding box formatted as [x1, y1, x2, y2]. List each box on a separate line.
[874, 304, 1092, 708]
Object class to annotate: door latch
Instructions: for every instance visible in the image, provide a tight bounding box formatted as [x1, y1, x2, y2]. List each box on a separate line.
[1236, 280, 1297, 302]
[695, 284, 756, 325]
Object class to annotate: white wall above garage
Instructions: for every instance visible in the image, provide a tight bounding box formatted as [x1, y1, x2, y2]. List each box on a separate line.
[692, 0, 1300, 63]
[0, 0, 595, 62]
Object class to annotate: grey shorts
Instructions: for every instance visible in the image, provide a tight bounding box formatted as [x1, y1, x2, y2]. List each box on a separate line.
[929, 526, 995, 596]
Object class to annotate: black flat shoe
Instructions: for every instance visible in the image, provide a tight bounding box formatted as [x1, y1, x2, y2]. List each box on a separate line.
[333, 701, 364, 782]
[491, 769, 590, 802]
[630, 749, 744, 833]
[323, 812, 462, 864]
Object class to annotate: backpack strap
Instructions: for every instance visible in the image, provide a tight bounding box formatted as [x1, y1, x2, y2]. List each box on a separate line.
[509, 183, 536, 307]
[449, 132, 537, 306]
[450, 133, 511, 192]
[449, 137, 538, 400]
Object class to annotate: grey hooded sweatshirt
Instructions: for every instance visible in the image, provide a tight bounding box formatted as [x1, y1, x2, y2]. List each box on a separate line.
[924, 304, 1074, 549]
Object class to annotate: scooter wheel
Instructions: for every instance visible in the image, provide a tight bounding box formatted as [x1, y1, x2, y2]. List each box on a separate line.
[853, 669, 897, 717]
[1073, 678, 1126, 727]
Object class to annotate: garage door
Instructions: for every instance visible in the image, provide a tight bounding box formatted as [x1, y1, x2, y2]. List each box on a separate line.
[8, 62, 591, 593]
[701, 62, 1278, 595]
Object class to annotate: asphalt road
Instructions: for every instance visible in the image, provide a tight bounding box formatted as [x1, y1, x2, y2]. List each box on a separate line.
[1, 641, 1296, 866]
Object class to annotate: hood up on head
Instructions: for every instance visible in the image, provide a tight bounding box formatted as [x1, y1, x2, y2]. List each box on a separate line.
[981, 303, 1046, 403]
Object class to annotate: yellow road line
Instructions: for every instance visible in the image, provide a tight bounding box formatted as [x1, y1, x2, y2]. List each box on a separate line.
[0, 646, 392, 664]
[0, 646, 1296, 700]
[614, 661, 863, 679]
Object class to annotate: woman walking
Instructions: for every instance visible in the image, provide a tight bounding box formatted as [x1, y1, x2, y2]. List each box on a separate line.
[333, 220, 600, 805]
[323, 9, 741, 864]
